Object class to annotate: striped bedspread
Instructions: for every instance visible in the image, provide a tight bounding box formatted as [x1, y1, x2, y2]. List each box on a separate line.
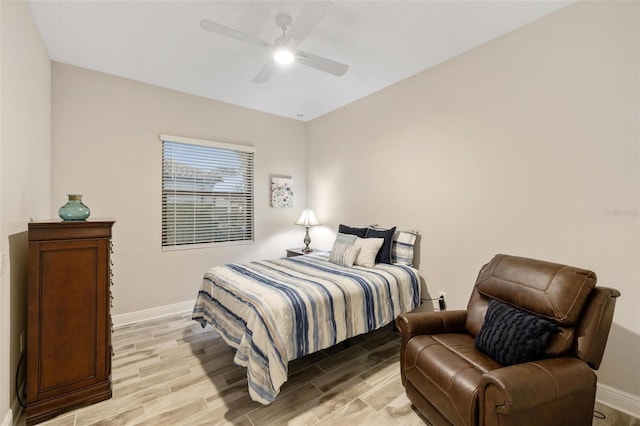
[192, 251, 420, 404]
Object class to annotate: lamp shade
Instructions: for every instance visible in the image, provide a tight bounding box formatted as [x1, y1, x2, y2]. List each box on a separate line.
[295, 209, 320, 227]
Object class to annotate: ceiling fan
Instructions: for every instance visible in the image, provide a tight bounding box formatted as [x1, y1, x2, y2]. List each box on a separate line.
[200, 4, 349, 84]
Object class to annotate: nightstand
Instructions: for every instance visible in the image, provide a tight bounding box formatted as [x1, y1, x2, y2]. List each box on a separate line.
[286, 247, 312, 257]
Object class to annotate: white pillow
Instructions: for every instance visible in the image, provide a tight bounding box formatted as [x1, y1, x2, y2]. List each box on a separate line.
[329, 242, 361, 267]
[353, 237, 384, 267]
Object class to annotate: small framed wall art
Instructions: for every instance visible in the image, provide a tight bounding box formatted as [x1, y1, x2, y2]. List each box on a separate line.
[271, 176, 293, 208]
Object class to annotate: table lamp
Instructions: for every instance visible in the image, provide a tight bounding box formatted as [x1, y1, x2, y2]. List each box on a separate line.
[295, 208, 320, 253]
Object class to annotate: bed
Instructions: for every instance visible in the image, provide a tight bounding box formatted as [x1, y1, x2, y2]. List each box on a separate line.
[192, 250, 420, 404]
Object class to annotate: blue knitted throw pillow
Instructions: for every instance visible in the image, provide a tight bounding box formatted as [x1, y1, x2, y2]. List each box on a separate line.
[475, 299, 560, 366]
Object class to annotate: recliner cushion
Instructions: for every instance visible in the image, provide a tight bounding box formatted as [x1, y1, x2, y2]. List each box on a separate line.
[475, 299, 560, 366]
[404, 334, 501, 426]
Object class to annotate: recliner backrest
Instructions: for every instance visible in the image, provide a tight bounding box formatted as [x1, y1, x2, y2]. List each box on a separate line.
[465, 254, 618, 365]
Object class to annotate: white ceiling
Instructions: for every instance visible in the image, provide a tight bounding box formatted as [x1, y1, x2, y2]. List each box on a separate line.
[28, 1, 573, 121]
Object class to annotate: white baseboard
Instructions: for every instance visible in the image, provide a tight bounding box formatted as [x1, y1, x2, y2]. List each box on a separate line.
[112, 300, 195, 328]
[12, 378, 25, 426]
[2, 395, 20, 426]
[1, 408, 11, 426]
[597, 383, 640, 420]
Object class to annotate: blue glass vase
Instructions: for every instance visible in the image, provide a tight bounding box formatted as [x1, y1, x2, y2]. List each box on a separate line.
[58, 194, 90, 221]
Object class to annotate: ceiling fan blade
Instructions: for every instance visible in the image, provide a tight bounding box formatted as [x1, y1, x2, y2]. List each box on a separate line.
[295, 50, 349, 77]
[288, 1, 331, 45]
[200, 19, 271, 49]
[253, 60, 277, 84]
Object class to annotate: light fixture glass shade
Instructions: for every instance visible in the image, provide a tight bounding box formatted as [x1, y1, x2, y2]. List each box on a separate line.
[274, 46, 295, 65]
[295, 208, 320, 226]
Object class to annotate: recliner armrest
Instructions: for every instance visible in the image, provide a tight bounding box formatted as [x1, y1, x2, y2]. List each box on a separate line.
[480, 357, 596, 425]
[396, 310, 467, 386]
[396, 310, 468, 338]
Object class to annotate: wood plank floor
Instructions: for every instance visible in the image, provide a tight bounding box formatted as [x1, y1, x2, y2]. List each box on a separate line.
[17, 312, 639, 426]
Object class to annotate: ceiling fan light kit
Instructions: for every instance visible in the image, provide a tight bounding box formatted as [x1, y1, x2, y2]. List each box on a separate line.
[200, 7, 349, 83]
[274, 46, 295, 65]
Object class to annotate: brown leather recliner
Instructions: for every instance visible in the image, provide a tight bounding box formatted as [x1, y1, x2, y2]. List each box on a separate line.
[396, 254, 620, 426]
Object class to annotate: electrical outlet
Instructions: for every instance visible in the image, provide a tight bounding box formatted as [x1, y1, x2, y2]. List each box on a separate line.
[438, 291, 447, 311]
[20, 331, 25, 353]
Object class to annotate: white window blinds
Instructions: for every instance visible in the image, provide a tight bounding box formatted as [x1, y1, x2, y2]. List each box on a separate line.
[161, 135, 255, 249]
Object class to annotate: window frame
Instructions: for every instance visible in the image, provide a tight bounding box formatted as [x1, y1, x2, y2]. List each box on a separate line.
[160, 134, 256, 251]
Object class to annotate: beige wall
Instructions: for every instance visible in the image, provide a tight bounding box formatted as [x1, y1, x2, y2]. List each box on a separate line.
[51, 63, 307, 316]
[0, 0, 52, 422]
[307, 0, 640, 406]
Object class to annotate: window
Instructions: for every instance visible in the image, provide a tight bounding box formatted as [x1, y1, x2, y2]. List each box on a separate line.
[161, 134, 255, 249]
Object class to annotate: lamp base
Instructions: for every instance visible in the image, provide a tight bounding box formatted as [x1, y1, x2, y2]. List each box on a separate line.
[302, 226, 312, 253]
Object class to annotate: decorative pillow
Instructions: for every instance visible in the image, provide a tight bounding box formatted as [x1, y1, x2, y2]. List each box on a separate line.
[364, 226, 396, 264]
[328, 242, 361, 268]
[392, 230, 418, 266]
[334, 232, 357, 246]
[338, 224, 368, 238]
[475, 299, 560, 366]
[353, 237, 384, 268]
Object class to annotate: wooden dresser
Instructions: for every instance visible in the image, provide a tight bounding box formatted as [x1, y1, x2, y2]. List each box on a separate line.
[26, 220, 115, 425]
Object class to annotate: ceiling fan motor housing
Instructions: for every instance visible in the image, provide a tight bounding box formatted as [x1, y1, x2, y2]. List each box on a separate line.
[275, 13, 293, 31]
